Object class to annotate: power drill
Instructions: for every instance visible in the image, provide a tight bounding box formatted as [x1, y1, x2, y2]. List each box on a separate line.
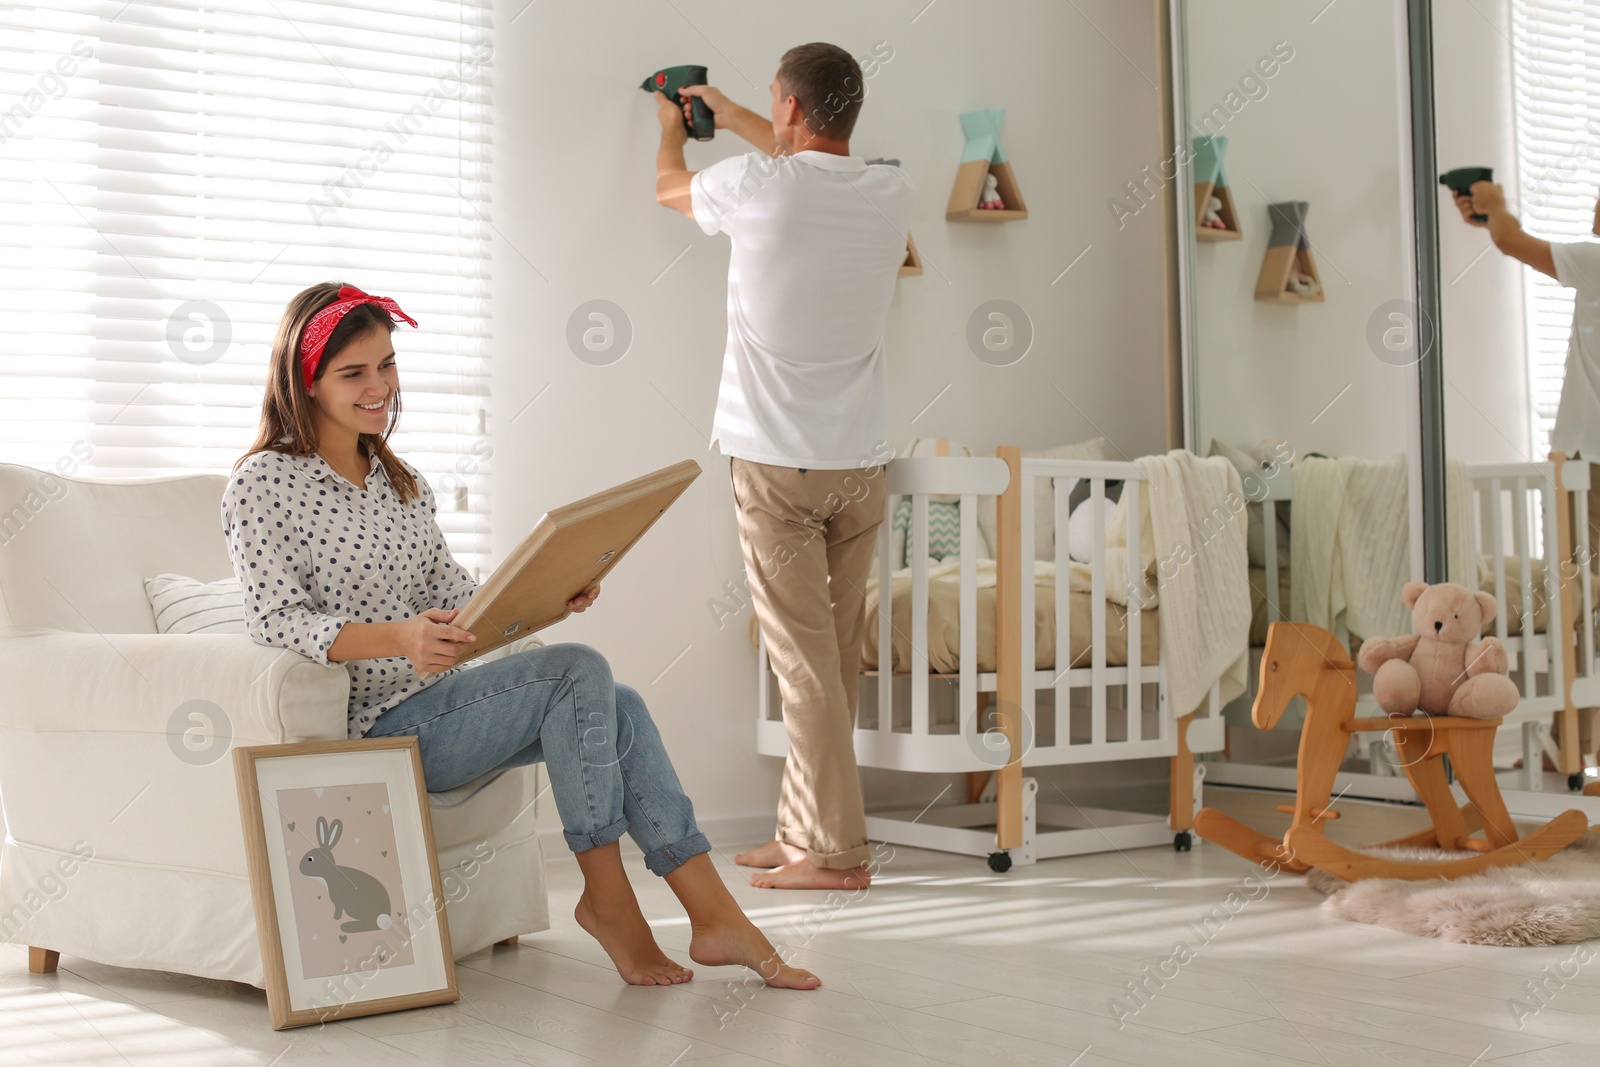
[641, 65, 715, 141]
[1439, 166, 1494, 222]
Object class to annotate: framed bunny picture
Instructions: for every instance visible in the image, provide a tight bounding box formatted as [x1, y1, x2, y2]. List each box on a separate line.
[233, 737, 458, 1029]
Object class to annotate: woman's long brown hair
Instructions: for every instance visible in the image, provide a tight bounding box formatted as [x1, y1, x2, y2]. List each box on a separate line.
[234, 281, 419, 506]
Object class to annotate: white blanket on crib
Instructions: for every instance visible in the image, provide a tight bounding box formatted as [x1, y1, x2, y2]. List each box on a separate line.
[1289, 454, 1476, 641]
[1100, 449, 1251, 719]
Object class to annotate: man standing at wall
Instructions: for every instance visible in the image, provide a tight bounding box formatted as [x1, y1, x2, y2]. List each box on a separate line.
[651, 42, 914, 889]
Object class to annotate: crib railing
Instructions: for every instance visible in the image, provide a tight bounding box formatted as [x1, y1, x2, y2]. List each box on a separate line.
[1014, 457, 1215, 764]
[1466, 460, 1572, 724]
[1261, 471, 1293, 626]
[752, 455, 1011, 770]
[870, 454, 1011, 769]
[755, 451, 1225, 766]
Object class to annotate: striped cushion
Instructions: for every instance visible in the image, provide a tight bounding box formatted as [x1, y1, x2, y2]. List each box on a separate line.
[144, 573, 247, 635]
[892, 498, 964, 568]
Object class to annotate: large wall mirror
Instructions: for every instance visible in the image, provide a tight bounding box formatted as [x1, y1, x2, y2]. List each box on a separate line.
[1170, 0, 1600, 796]
[1166, 0, 1456, 789]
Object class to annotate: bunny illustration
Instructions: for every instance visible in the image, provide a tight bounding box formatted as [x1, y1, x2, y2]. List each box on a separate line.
[298, 816, 394, 933]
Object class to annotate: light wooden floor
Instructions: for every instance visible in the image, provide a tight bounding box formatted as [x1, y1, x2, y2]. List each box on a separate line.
[4, 787, 1599, 1066]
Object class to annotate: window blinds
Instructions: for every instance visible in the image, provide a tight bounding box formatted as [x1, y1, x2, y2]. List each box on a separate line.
[0, 0, 494, 578]
[1511, 0, 1600, 461]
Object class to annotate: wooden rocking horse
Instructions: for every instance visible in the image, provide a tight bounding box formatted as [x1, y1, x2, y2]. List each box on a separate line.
[1196, 621, 1588, 881]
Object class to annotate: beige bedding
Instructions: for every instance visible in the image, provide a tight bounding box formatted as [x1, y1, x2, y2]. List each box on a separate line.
[742, 553, 1590, 674]
[1477, 555, 1597, 637]
[859, 563, 1160, 674]
[861, 561, 1293, 673]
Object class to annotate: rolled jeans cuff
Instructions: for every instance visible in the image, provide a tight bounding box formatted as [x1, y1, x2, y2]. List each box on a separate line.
[563, 815, 630, 855]
[643, 831, 713, 877]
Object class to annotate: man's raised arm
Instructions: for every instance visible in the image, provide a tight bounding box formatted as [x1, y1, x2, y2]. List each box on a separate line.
[1465, 181, 1558, 281]
[652, 90, 695, 218]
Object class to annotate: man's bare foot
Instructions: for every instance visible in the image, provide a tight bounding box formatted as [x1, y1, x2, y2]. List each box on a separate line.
[748, 859, 872, 890]
[733, 839, 806, 868]
[689, 918, 821, 990]
[574, 892, 692, 986]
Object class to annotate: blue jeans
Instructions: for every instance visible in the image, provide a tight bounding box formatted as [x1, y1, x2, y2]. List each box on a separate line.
[367, 642, 711, 876]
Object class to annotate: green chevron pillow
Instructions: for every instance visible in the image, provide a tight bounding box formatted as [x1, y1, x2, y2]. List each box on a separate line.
[892, 497, 963, 569]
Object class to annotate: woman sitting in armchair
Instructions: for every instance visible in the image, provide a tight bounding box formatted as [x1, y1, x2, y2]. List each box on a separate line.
[223, 281, 817, 990]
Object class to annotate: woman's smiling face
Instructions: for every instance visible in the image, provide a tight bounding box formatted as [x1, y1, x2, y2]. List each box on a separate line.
[307, 327, 400, 437]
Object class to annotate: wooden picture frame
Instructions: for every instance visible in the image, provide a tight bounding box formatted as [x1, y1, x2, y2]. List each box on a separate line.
[234, 737, 457, 1030]
[419, 458, 701, 678]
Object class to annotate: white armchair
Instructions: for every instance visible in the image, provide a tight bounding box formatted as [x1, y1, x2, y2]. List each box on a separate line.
[0, 462, 548, 986]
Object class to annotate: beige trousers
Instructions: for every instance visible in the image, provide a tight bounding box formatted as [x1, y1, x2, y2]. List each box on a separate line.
[730, 457, 885, 869]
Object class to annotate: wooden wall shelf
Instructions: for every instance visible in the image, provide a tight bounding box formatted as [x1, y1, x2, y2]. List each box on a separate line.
[947, 160, 1028, 221]
[1255, 201, 1324, 303]
[946, 108, 1028, 221]
[1192, 136, 1242, 241]
[899, 233, 923, 277]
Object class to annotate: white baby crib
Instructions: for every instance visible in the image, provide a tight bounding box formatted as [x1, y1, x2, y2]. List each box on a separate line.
[753, 447, 1225, 870]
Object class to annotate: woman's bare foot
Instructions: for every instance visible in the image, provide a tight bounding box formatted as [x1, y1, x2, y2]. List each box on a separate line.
[689, 918, 820, 990]
[748, 859, 872, 891]
[574, 892, 693, 986]
[733, 839, 806, 868]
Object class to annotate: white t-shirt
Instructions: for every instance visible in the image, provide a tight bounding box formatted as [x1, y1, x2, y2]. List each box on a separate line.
[691, 150, 915, 469]
[1550, 239, 1600, 462]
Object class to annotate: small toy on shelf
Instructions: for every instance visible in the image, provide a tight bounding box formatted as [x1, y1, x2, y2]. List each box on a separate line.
[1200, 195, 1226, 229]
[1286, 267, 1321, 297]
[977, 173, 1005, 210]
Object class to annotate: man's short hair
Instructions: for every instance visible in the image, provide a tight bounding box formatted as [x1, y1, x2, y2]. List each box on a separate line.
[777, 43, 865, 141]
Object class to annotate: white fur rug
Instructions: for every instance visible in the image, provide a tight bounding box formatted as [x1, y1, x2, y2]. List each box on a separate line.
[1304, 830, 1600, 946]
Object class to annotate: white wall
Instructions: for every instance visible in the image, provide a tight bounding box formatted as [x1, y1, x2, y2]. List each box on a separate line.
[489, 1, 1172, 835]
[1434, 0, 1531, 464]
[1187, 0, 1417, 461]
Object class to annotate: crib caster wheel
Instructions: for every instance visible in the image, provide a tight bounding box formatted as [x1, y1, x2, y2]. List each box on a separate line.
[1570, 773, 1585, 792]
[1174, 831, 1193, 852]
[987, 851, 1013, 873]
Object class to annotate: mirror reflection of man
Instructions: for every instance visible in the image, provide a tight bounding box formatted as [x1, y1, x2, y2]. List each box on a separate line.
[1455, 180, 1600, 769]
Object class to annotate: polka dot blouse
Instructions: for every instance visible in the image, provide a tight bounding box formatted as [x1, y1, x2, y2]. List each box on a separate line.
[220, 447, 479, 739]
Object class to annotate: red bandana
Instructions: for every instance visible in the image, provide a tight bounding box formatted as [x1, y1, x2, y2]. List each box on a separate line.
[298, 286, 418, 389]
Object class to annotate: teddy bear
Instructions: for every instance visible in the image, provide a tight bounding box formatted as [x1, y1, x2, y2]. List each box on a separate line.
[1356, 580, 1519, 720]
